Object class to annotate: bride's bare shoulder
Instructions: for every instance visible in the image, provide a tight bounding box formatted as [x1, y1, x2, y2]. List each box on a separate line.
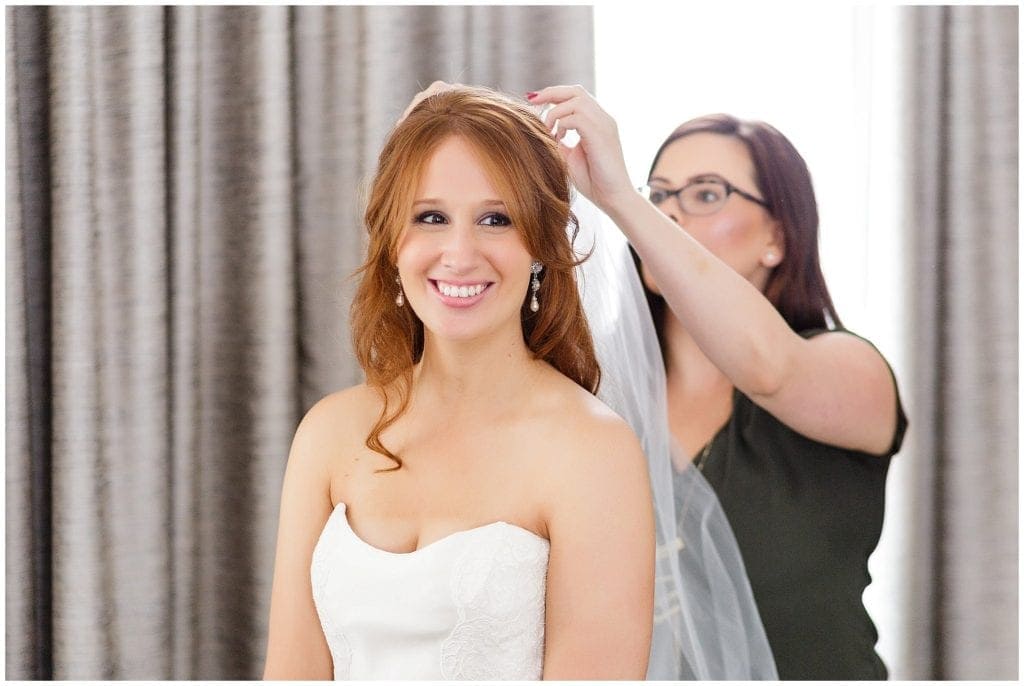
[531, 367, 645, 470]
[288, 384, 382, 463]
[304, 383, 382, 424]
[524, 368, 652, 540]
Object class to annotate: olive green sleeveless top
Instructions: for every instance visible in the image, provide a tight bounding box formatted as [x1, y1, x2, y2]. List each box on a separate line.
[690, 330, 908, 680]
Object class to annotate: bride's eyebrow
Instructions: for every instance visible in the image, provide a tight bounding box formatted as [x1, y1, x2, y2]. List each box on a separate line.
[411, 199, 508, 208]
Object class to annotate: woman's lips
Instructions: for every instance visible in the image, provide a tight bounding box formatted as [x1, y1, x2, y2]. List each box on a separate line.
[430, 279, 491, 308]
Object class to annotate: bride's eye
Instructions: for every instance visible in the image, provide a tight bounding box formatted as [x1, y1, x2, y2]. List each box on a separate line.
[479, 213, 512, 230]
[414, 211, 447, 227]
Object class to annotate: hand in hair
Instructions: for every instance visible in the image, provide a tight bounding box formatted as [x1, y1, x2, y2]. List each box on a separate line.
[527, 85, 635, 213]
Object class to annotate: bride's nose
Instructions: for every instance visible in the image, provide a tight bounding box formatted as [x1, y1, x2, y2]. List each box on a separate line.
[440, 224, 481, 274]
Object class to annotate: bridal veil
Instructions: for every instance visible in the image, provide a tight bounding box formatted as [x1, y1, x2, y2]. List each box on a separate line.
[573, 196, 777, 679]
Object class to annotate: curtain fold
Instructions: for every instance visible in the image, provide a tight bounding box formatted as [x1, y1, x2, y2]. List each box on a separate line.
[902, 5, 1018, 679]
[6, 5, 594, 679]
[45, 6, 172, 678]
[7, 6, 55, 679]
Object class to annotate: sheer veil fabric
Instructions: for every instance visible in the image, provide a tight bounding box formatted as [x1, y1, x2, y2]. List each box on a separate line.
[572, 196, 778, 679]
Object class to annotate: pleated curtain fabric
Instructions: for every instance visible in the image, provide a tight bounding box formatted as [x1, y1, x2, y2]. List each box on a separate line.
[5, 6, 594, 679]
[900, 5, 1018, 680]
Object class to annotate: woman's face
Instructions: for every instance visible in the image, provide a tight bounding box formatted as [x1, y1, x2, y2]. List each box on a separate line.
[643, 132, 782, 294]
[397, 135, 534, 344]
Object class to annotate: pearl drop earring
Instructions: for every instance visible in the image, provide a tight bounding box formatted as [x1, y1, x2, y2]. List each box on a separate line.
[529, 261, 543, 312]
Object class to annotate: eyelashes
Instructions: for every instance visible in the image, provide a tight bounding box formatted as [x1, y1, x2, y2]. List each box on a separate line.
[414, 211, 446, 226]
[480, 212, 512, 228]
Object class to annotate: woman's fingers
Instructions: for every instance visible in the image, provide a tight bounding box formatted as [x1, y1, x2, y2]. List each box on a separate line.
[543, 102, 586, 140]
[541, 101, 579, 127]
[531, 86, 633, 209]
[527, 83, 591, 106]
[536, 89, 615, 139]
[530, 86, 607, 124]
[548, 112, 590, 142]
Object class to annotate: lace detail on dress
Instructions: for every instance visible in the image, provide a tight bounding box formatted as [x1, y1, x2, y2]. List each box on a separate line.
[311, 530, 353, 679]
[440, 525, 549, 679]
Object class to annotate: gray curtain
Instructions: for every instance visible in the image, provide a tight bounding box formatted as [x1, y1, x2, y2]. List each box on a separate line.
[5, 5, 594, 679]
[902, 5, 1018, 680]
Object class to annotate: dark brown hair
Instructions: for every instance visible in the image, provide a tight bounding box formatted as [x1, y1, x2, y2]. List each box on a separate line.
[633, 113, 841, 362]
[351, 86, 600, 470]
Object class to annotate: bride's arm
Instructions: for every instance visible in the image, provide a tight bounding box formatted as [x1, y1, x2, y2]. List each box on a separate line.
[263, 398, 338, 680]
[539, 409, 654, 679]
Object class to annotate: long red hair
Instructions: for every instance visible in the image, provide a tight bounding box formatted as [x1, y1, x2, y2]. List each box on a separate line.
[350, 86, 600, 470]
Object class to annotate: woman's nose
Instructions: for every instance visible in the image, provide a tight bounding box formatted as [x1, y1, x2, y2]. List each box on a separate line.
[440, 223, 480, 273]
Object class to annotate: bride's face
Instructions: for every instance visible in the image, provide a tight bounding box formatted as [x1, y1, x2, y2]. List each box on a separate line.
[397, 135, 534, 344]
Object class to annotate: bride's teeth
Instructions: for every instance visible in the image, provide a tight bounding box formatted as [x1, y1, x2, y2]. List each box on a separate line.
[438, 282, 485, 298]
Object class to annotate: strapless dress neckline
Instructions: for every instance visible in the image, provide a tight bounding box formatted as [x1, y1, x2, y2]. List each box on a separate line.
[311, 501, 550, 679]
[332, 501, 547, 556]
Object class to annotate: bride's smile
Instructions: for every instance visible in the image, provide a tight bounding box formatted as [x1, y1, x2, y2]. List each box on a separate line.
[429, 279, 491, 306]
[397, 135, 535, 342]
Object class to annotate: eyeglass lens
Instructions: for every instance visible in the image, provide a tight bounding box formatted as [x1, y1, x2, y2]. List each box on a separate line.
[649, 180, 729, 216]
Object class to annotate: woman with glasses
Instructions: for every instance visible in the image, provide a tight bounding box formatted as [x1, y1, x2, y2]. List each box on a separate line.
[527, 85, 907, 680]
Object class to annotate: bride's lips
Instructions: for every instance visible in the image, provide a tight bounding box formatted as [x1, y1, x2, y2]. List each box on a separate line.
[429, 279, 492, 308]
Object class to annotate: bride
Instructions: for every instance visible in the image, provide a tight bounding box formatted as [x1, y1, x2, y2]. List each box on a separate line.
[262, 86, 655, 679]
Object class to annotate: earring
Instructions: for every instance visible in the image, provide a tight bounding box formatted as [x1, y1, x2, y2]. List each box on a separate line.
[395, 275, 404, 307]
[764, 251, 778, 266]
[529, 261, 543, 312]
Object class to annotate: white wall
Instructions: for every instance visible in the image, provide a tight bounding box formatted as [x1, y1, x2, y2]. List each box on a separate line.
[594, 4, 911, 675]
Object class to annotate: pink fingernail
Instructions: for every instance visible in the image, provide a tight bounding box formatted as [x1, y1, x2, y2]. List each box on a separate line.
[525, 91, 538, 99]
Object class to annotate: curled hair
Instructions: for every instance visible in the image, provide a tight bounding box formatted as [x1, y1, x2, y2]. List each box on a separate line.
[633, 114, 842, 364]
[350, 86, 600, 470]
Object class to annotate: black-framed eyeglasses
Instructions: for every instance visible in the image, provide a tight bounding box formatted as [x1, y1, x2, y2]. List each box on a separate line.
[639, 176, 770, 217]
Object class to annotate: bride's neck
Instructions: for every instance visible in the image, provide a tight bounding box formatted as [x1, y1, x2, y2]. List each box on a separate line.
[413, 329, 542, 411]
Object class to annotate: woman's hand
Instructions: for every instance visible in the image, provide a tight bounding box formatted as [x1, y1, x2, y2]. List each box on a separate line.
[527, 85, 636, 213]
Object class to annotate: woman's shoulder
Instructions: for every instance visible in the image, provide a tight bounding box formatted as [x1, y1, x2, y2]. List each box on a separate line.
[759, 327, 907, 456]
[528, 367, 646, 476]
[289, 384, 382, 462]
[800, 327, 883, 352]
[536, 363, 635, 425]
[303, 383, 381, 421]
[524, 368, 651, 540]
[798, 328, 902, 385]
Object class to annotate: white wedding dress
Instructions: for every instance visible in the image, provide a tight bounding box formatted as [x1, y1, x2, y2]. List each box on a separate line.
[310, 502, 550, 680]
